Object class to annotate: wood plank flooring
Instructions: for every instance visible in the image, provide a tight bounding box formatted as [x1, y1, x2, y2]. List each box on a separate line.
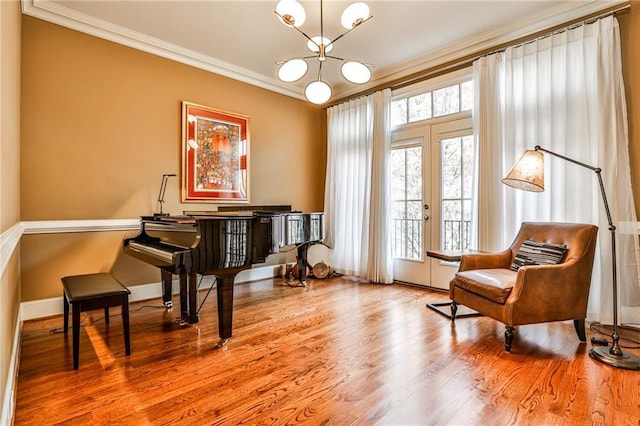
[13, 276, 640, 425]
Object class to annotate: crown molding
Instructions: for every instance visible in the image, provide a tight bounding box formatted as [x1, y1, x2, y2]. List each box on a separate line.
[334, 0, 628, 99]
[21, 0, 306, 101]
[21, 0, 627, 102]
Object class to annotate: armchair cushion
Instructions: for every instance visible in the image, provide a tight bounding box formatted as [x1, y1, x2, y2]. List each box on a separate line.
[510, 239, 567, 271]
[455, 269, 517, 304]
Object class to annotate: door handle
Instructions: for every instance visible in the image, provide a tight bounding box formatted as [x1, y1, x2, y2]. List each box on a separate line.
[424, 215, 430, 221]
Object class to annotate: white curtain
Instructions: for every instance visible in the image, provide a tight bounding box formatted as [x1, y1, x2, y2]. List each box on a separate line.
[471, 16, 640, 324]
[324, 89, 393, 283]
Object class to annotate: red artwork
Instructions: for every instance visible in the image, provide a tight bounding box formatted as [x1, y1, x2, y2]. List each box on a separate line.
[182, 102, 249, 202]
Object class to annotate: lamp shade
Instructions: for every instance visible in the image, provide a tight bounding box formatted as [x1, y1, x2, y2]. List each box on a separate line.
[341, 2, 370, 29]
[277, 59, 308, 82]
[502, 149, 545, 192]
[305, 81, 332, 104]
[307, 36, 334, 53]
[341, 61, 371, 84]
[276, 0, 306, 27]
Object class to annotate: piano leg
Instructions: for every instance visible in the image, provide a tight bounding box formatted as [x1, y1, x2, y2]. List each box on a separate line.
[188, 272, 199, 324]
[215, 272, 236, 348]
[179, 271, 189, 323]
[297, 243, 309, 285]
[160, 269, 173, 308]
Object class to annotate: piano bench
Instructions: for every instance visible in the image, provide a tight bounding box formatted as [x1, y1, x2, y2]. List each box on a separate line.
[61, 273, 131, 370]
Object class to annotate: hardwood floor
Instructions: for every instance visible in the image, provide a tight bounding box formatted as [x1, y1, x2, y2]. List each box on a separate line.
[14, 276, 640, 425]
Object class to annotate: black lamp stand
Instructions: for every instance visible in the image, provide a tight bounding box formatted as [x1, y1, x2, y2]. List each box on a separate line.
[534, 146, 640, 370]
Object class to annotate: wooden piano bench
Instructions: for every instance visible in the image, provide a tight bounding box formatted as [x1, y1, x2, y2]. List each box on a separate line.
[61, 273, 131, 370]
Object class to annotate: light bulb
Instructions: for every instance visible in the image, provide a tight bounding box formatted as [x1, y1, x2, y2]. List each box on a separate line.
[305, 81, 332, 104]
[341, 2, 370, 29]
[307, 36, 334, 54]
[277, 59, 308, 82]
[275, 0, 306, 28]
[341, 61, 371, 84]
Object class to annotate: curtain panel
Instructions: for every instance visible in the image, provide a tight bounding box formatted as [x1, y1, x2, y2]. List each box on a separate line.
[324, 89, 393, 283]
[471, 16, 640, 324]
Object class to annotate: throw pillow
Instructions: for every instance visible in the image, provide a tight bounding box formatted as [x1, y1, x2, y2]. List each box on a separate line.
[510, 239, 567, 271]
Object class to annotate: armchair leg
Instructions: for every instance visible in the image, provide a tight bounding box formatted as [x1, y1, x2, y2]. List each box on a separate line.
[504, 326, 515, 352]
[573, 319, 587, 342]
[450, 301, 458, 321]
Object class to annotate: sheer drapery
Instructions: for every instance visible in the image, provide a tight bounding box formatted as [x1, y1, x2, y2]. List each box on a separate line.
[471, 16, 640, 324]
[324, 89, 393, 283]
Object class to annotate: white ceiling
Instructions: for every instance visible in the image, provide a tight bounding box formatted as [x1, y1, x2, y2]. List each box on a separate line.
[22, 0, 624, 103]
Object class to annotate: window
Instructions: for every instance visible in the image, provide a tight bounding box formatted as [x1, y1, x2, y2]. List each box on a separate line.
[391, 79, 473, 126]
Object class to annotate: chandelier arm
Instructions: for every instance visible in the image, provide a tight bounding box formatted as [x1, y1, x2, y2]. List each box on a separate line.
[325, 55, 374, 68]
[329, 15, 373, 45]
[320, 0, 324, 39]
[275, 56, 317, 65]
[291, 25, 316, 45]
[274, 11, 318, 46]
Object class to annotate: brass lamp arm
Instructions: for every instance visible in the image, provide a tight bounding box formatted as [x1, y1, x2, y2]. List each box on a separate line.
[329, 15, 374, 45]
[534, 146, 613, 230]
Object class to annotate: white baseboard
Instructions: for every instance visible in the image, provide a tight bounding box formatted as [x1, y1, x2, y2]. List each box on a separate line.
[20, 264, 282, 321]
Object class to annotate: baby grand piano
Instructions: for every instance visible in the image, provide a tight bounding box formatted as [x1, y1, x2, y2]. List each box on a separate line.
[123, 210, 324, 346]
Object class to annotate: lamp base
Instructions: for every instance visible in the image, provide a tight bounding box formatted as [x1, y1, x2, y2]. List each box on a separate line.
[589, 346, 640, 370]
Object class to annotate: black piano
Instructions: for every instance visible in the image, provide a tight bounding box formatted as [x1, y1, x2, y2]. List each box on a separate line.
[123, 210, 324, 346]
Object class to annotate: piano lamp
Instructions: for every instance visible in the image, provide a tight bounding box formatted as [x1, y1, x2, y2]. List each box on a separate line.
[274, 0, 373, 104]
[502, 145, 640, 370]
[155, 173, 176, 217]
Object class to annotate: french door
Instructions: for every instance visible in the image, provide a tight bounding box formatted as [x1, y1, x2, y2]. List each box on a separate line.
[392, 117, 473, 289]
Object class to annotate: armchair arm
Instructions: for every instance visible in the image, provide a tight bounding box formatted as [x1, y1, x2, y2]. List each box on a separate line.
[459, 249, 512, 272]
[504, 259, 592, 324]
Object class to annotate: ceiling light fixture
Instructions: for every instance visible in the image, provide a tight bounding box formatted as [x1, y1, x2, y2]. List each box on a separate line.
[274, 0, 373, 105]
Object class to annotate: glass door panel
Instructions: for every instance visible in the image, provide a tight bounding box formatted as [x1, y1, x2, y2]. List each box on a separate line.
[429, 118, 474, 290]
[392, 146, 423, 260]
[391, 130, 431, 286]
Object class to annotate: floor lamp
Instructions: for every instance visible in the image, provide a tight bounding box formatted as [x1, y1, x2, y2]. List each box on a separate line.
[502, 145, 640, 370]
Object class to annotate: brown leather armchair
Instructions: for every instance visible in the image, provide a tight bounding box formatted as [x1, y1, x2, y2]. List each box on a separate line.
[449, 222, 598, 352]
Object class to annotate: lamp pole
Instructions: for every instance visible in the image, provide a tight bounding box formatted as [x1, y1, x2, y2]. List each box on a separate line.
[155, 173, 176, 217]
[533, 146, 640, 369]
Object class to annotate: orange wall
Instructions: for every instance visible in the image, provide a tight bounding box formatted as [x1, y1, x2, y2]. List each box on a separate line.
[0, 0, 22, 416]
[20, 16, 326, 300]
[1, 2, 20, 232]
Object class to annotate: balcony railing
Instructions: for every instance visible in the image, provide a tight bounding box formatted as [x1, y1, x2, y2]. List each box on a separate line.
[443, 219, 471, 251]
[392, 218, 470, 259]
[392, 218, 422, 260]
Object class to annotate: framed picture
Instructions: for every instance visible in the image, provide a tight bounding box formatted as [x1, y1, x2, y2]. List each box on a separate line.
[181, 101, 249, 203]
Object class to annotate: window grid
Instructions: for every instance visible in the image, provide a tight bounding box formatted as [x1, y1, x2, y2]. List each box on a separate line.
[440, 136, 473, 251]
[391, 80, 473, 127]
[391, 146, 423, 260]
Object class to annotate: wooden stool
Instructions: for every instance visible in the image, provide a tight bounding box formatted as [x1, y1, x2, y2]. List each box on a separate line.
[61, 273, 131, 370]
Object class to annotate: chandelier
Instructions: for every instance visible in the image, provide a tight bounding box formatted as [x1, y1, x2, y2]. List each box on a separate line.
[274, 0, 373, 104]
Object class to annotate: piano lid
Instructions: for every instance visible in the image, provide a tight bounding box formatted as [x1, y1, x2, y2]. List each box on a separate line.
[182, 211, 255, 218]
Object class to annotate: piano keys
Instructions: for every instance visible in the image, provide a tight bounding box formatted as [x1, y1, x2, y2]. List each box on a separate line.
[123, 211, 324, 346]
